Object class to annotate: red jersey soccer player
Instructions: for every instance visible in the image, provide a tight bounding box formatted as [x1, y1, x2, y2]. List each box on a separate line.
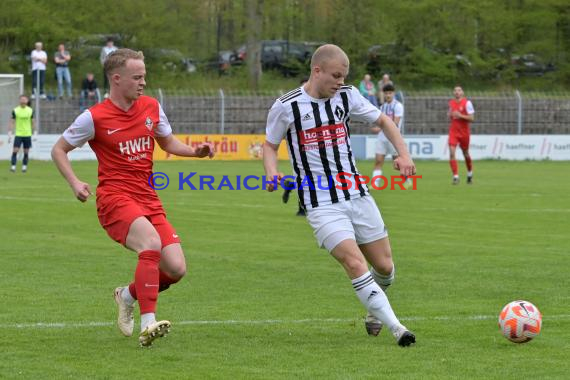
[51, 49, 214, 347]
[448, 85, 475, 185]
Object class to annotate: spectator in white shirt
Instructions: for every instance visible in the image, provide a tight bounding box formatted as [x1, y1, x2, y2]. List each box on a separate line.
[100, 38, 118, 97]
[31, 42, 48, 99]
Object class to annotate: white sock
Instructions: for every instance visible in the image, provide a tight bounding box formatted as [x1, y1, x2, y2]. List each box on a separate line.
[467, 171, 473, 177]
[453, 174, 459, 179]
[352, 271, 403, 332]
[372, 170, 382, 186]
[121, 287, 136, 305]
[141, 313, 156, 332]
[371, 266, 395, 292]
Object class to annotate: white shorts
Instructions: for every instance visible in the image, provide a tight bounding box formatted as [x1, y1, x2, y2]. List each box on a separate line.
[306, 195, 388, 252]
[375, 137, 397, 157]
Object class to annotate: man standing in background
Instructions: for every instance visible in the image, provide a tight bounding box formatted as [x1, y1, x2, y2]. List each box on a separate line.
[100, 38, 118, 97]
[54, 43, 72, 98]
[31, 42, 47, 99]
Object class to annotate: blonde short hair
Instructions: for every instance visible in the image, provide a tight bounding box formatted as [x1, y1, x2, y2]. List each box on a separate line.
[310, 44, 349, 69]
[104, 48, 144, 78]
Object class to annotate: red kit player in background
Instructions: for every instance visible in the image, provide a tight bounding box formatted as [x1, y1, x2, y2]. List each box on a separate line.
[448, 85, 475, 185]
[51, 49, 215, 347]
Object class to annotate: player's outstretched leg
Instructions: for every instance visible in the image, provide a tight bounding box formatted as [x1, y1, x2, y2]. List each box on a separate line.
[331, 240, 415, 347]
[352, 271, 416, 346]
[125, 218, 174, 347]
[364, 267, 395, 336]
[114, 286, 135, 337]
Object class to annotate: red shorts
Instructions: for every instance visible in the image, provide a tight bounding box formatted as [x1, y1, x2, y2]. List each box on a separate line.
[448, 132, 470, 150]
[96, 194, 181, 248]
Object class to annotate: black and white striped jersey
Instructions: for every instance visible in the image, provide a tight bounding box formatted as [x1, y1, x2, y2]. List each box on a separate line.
[266, 85, 382, 210]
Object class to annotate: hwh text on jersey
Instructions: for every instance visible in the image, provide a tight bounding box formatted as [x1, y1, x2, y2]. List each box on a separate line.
[119, 136, 151, 156]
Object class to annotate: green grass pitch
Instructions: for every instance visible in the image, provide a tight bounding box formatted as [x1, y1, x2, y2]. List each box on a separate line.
[1, 159, 569, 379]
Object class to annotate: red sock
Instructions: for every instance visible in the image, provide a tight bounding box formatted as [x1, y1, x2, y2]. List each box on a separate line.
[134, 250, 161, 314]
[450, 159, 458, 176]
[465, 156, 473, 172]
[128, 270, 180, 299]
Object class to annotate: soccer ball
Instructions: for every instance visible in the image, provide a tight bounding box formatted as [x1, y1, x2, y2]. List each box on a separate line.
[498, 300, 542, 343]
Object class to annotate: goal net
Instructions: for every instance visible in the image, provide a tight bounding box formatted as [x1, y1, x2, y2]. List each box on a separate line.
[0, 74, 24, 134]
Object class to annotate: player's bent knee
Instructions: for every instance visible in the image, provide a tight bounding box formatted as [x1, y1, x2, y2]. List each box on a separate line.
[373, 261, 394, 276]
[169, 265, 186, 280]
[141, 234, 162, 252]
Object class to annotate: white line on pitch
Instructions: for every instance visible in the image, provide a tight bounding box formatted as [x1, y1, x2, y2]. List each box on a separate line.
[5, 314, 570, 329]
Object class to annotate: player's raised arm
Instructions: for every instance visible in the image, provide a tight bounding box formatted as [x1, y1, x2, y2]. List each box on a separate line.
[51, 137, 92, 202]
[155, 134, 214, 158]
[375, 114, 416, 177]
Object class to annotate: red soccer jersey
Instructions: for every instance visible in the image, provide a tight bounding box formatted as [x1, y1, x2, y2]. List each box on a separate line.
[63, 95, 173, 211]
[448, 97, 474, 136]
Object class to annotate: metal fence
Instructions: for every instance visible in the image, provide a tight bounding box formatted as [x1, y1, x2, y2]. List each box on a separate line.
[34, 88, 570, 135]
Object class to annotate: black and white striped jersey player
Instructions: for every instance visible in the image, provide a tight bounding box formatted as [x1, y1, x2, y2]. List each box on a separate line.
[263, 44, 417, 347]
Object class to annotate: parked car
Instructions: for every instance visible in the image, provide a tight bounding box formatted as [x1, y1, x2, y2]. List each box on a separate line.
[145, 48, 197, 73]
[511, 53, 555, 77]
[366, 43, 409, 76]
[236, 40, 319, 76]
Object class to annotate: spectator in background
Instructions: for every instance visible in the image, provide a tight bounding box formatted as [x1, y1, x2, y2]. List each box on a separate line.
[377, 74, 393, 105]
[79, 73, 101, 111]
[54, 43, 72, 98]
[100, 38, 118, 98]
[359, 74, 378, 107]
[31, 42, 48, 99]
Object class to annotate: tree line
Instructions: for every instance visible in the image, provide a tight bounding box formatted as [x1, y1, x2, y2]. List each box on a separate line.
[0, 0, 569, 90]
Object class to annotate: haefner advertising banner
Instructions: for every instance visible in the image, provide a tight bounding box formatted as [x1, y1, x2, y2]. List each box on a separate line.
[365, 135, 570, 161]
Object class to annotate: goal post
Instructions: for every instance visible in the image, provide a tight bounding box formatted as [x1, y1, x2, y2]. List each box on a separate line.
[0, 74, 25, 134]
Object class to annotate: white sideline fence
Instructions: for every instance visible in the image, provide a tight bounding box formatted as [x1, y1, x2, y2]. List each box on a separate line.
[5, 88, 570, 135]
